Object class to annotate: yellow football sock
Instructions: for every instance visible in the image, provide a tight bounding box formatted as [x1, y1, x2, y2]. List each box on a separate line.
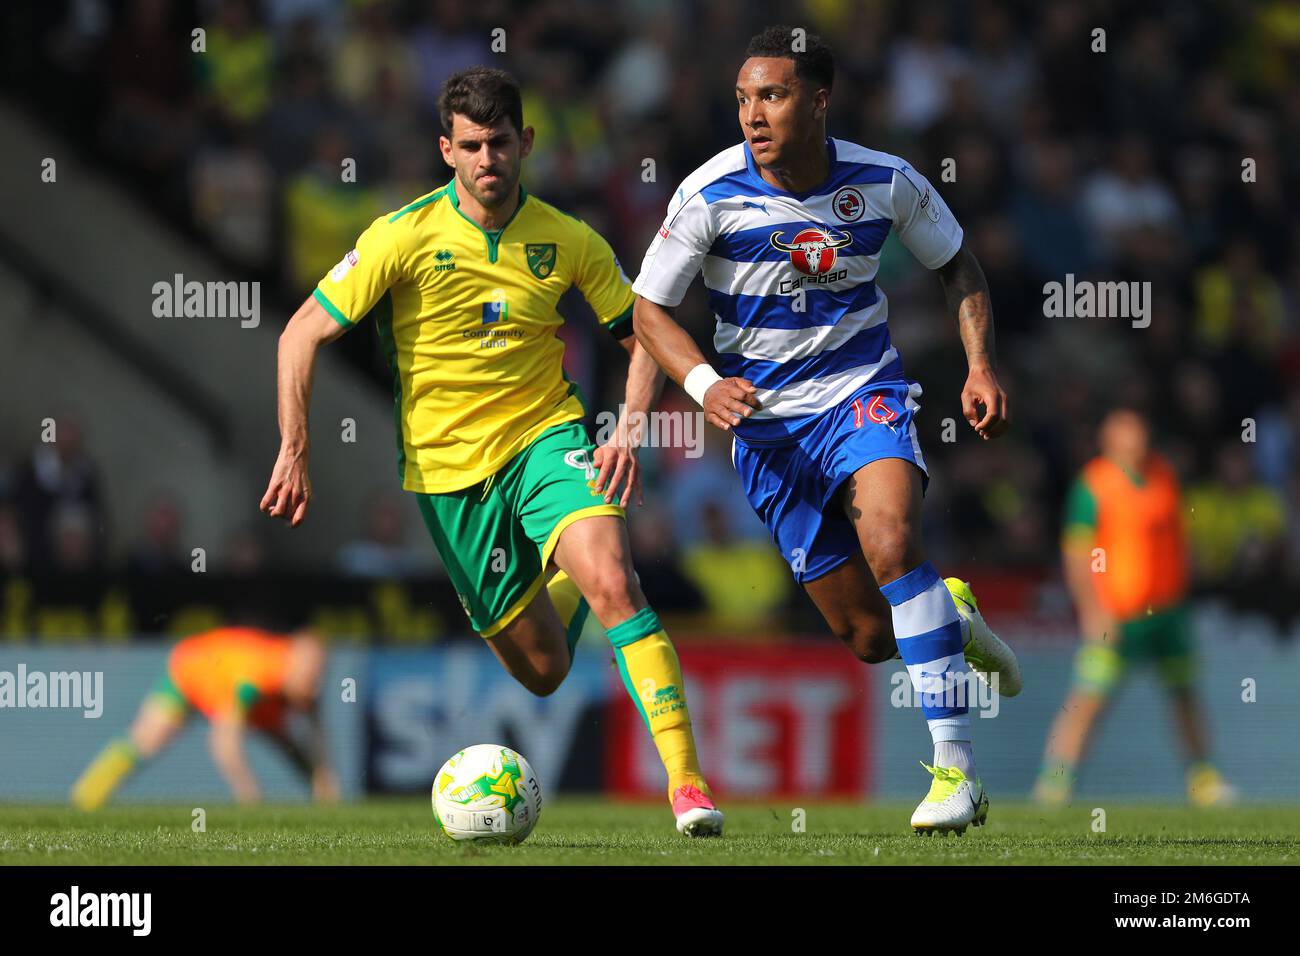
[546, 570, 589, 660]
[607, 607, 708, 801]
[71, 738, 138, 811]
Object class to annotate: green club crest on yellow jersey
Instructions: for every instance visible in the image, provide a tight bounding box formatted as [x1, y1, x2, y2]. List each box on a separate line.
[526, 243, 557, 279]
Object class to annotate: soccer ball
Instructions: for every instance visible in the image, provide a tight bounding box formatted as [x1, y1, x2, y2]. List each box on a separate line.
[432, 744, 542, 844]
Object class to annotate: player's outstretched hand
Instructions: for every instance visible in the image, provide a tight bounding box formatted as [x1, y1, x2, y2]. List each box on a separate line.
[961, 366, 1010, 440]
[260, 446, 311, 527]
[704, 377, 762, 431]
[592, 439, 641, 508]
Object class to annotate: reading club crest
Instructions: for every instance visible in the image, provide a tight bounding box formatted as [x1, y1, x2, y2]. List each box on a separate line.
[832, 186, 865, 222]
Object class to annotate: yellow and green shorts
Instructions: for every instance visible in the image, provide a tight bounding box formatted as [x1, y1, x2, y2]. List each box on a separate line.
[416, 421, 622, 636]
[1074, 602, 1195, 692]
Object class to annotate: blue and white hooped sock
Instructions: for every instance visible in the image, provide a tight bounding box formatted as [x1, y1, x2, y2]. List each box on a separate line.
[878, 560, 972, 747]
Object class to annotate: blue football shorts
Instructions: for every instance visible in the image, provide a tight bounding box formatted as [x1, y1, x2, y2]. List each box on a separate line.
[732, 378, 929, 584]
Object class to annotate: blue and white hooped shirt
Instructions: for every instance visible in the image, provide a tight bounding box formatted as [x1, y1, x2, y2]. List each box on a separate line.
[632, 138, 963, 442]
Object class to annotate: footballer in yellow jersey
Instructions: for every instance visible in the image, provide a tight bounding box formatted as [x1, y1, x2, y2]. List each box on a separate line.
[311, 176, 636, 495]
[261, 67, 722, 836]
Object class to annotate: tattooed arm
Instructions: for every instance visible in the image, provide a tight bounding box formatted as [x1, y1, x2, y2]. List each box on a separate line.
[935, 243, 1010, 440]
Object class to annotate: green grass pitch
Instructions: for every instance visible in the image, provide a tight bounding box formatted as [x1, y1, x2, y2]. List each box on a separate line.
[1, 800, 1297, 865]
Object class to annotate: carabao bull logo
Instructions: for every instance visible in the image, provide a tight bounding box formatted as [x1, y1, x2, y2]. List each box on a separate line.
[769, 227, 852, 276]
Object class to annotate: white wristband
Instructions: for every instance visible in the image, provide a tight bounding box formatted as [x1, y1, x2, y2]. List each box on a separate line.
[683, 364, 722, 407]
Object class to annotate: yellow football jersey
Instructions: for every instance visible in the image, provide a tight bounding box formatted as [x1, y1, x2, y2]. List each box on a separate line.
[313, 179, 636, 494]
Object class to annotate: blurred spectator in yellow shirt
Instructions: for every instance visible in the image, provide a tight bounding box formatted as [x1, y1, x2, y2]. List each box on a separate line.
[1185, 442, 1286, 584]
[198, 0, 273, 126]
[334, 0, 419, 109]
[1194, 237, 1286, 354]
[283, 126, 382, 291]
[681, 501, 791, 633]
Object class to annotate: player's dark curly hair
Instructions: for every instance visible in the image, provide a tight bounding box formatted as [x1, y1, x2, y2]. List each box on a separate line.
[745, 25, 835, 91]
[438, 67, 524, 136]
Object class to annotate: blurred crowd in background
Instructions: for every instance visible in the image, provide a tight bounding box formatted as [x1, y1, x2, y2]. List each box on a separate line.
[2, 0, 1299, 634]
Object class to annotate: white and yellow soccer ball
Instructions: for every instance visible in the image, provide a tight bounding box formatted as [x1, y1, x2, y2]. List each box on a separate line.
[432, 744, 542, 844]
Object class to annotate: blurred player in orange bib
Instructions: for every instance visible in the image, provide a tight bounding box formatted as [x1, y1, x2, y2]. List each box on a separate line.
[1034, 408, 1235, 806]
[71, 627, 337, 809]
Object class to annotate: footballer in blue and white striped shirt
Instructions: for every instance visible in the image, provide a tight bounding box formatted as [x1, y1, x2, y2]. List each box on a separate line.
[633, 25, 1023, 834]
